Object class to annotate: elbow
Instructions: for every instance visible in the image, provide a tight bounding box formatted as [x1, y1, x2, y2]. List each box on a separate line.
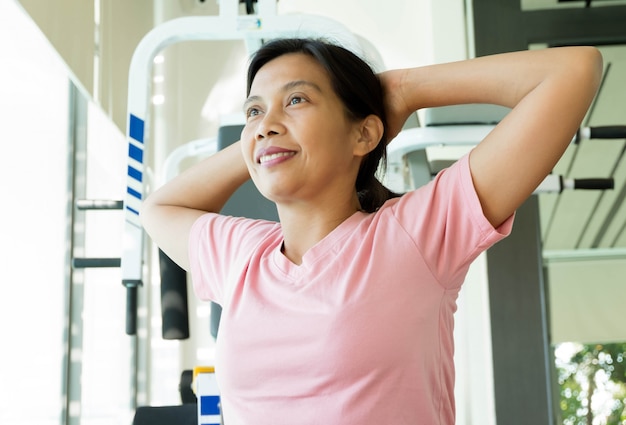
[586, 46, 603, 78]
[576, 46, 603, 91]
[138, 195, 156, 235]
[557, 46, 604, 110]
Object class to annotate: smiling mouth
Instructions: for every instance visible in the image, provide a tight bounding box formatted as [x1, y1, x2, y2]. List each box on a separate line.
[258, 151, 296, 164]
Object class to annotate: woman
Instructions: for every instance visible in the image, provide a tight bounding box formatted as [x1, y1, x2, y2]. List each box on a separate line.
[141, 38, 602, 424]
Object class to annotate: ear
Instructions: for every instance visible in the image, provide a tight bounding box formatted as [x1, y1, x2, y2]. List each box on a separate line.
[353, 115, 384, 157]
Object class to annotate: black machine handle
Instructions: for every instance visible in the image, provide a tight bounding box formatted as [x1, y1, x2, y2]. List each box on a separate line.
[123, 280, 141, 335]
[126, 287, 137, 335]
[573, 178, 615, 190]
[579, 125, 626, 141]
[589, 126, 626, 139]
[72, 257, 121, 268]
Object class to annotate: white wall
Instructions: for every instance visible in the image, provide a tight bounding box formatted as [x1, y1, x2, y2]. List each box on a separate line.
[548, 258, 626, 344]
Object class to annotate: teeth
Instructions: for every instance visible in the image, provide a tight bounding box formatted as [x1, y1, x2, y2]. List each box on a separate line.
[259, 152, 294, 164]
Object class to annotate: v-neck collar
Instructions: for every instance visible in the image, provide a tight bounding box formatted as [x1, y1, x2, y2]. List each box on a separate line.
[271, 210, 367, 278]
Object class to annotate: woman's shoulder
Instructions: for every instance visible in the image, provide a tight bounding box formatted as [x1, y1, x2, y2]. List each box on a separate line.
[385, 153, 471, 209]
[191, 213, 282, 257]
[193, 212, 280, 237]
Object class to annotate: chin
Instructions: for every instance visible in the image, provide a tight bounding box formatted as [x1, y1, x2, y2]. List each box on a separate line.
[253, 178, 299, 205]
[253, 183, 283, 204]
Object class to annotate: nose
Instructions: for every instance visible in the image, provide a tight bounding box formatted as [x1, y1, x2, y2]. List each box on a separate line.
[255, 109, 284, 141]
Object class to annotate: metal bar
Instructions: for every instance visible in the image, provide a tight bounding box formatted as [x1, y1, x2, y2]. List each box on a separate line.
[543, 247, 626, 264]
[487, 198, 555, 425]
[62, 81, 88, 425]
[72, 257, 122, 268]
[76, 199, 123, 210]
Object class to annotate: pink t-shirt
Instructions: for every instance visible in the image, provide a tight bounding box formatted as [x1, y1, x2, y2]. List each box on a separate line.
[189, 153, 513, 424]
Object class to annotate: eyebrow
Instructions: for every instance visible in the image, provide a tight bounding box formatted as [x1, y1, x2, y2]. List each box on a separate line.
[243, 80, 323, 110]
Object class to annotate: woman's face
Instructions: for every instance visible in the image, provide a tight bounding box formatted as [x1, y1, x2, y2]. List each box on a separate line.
[240, 53, 364, 206]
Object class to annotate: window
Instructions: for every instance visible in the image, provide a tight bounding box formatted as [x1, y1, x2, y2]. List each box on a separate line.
[0, 1, 69, 423]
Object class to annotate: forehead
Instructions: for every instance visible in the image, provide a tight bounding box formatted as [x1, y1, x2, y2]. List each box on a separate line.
[249, 53, 331, 94]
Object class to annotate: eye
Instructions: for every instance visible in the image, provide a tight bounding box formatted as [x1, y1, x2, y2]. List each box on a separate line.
[246, 107, 262, 118]
[288, 96, 306, 106]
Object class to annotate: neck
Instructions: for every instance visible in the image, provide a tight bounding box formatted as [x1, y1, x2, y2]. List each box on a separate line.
[277, 195, 361, 265]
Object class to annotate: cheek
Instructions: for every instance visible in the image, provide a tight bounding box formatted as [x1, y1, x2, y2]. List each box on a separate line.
[240, 124, 253, 143]
[239, 127, 255, 160]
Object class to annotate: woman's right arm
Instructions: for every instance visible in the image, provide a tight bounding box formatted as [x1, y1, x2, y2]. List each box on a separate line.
[380, 47, 601, 228]
[140, 141, 250, 271]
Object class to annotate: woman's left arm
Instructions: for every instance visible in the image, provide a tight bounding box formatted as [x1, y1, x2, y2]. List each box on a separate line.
[381, 46, 603, 228]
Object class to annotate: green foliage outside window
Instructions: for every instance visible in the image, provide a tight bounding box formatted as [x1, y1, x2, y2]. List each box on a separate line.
[555, 342, 626, 425]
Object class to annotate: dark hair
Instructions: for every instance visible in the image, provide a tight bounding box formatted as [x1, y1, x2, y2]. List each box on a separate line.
[246, 38, 401, 213]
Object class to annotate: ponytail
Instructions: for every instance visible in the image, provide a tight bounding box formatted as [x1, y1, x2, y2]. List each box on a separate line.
[357, 179, 401, 213]
[356, 143, 401, 213]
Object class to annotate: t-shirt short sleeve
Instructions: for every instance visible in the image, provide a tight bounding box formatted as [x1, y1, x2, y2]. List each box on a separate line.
[390, 152, 514, 288]
[188, 213, 279, 304]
